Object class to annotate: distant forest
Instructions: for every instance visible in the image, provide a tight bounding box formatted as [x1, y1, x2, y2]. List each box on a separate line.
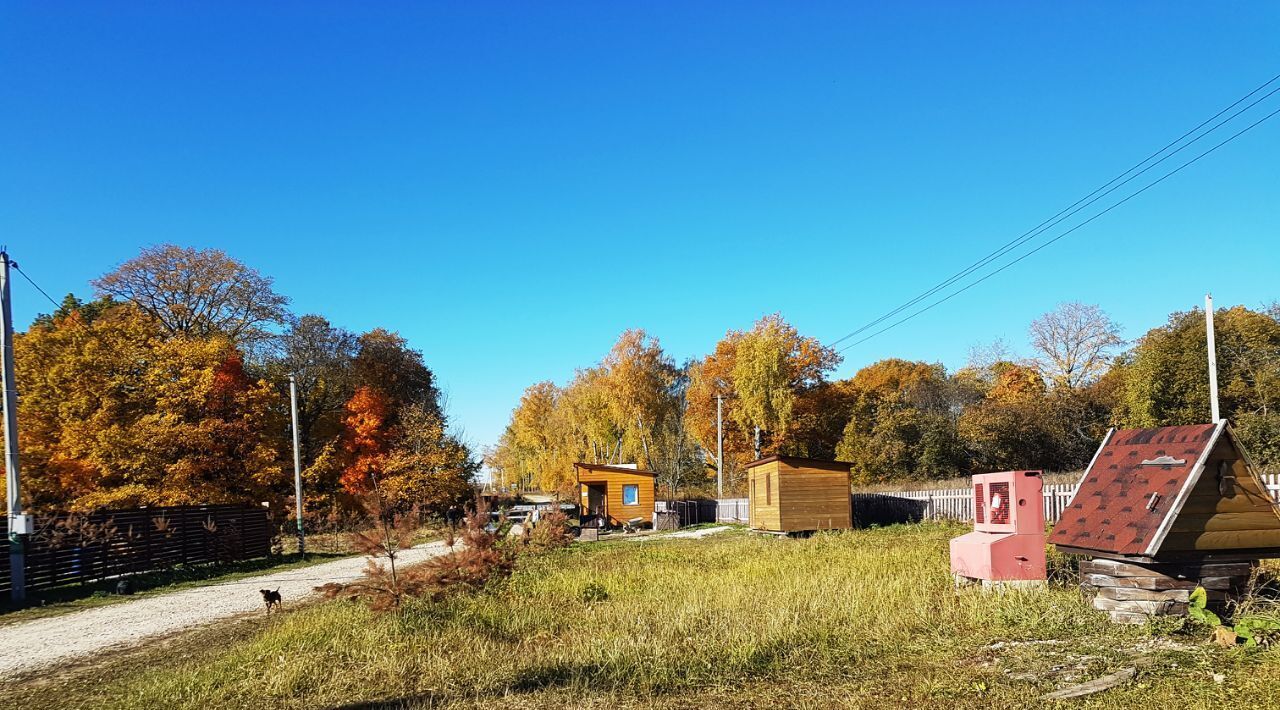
[489, 303, 1280, 496]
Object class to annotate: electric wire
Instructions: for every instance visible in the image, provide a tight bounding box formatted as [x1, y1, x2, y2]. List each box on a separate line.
[836, 102, 1280, 353]
[827, 73, 1280, 348]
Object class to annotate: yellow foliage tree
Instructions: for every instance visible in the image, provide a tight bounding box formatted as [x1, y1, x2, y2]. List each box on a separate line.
[14, 303, 283, 510]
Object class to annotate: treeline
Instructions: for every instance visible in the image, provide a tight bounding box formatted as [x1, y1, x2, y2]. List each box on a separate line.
[13, 245, 476, 515]
[489, 304, 1280, 495]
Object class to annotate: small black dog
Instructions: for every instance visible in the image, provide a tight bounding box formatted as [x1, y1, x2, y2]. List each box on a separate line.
[259, 588, 282, 614]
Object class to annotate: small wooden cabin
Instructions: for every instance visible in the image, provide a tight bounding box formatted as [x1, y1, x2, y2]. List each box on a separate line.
[574, 463, 656, 528]
[1050, 422, 1280, 560]
[747, 456, 852, 533]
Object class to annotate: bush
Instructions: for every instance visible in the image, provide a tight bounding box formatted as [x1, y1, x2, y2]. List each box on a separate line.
[523, 509, 573, 553]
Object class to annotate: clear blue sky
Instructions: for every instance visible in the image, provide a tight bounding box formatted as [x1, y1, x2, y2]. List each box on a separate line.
[3, 3, 1278, 454]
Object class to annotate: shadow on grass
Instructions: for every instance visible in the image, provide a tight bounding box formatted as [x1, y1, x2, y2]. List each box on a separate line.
[331, 661, 611, 710]
[334, 637, 812, 709]
[0, 552, 347, 615]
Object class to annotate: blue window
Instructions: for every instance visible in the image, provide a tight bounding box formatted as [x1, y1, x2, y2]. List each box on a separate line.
[622, 484, 639, 506]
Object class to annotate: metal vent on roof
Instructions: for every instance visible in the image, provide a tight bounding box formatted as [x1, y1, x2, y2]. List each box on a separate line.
[1140, 455, 1186, 466]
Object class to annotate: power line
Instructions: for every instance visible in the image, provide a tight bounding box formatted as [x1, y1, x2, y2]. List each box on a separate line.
[836, 102, 1280, 353]
[827, 72, 1280, 348]
[10, 263, 63, 312]
[10, 261, 96, 335]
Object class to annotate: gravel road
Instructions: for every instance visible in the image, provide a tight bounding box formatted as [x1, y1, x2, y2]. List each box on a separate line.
[0, 540, 452, 680]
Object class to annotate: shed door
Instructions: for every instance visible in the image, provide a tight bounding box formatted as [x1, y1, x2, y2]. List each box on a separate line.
[585, 484, 607, 517]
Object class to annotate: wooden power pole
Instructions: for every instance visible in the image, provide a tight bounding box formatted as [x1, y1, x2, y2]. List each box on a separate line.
[1, 251, 29, 602]
[716, 394, 723, 499]
[289, 375, 305, 557]
[1206, 293, 1221, 424]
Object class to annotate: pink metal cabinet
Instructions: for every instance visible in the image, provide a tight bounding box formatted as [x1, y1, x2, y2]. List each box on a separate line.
[950, 470, 1047, 583]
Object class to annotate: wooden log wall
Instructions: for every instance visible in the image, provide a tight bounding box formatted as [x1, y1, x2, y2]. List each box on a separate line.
[1080, 558, 1254, 624]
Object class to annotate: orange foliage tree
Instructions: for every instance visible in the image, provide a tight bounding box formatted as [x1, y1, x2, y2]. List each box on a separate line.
[341, 386, 393, 495]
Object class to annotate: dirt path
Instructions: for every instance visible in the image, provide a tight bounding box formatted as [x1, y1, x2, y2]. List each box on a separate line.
[0, 541, 452, 680]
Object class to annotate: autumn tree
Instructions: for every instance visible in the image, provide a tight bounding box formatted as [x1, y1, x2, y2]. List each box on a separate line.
[686, 337, 750, 488]
[836, 359, 967, 484]
[340, 385, 393, 495]
[731, 314, 840, 456]
[335, 328, 466, 509]
[648, 367, 707, 499]
[505, 381, 577, 494]
[13, 303, 283, 510]
[266, 315, 358, 470]
[1028, 302, 1123, 388]
[686, 315, 839, 489]
[380, 403, 478, 510]
[351, 328, 442, 419]
[1113, 304, 1280, 468]
[92, 244, 289, 347]
[560, 367, 622, 464]
[599, 329, 677, 466]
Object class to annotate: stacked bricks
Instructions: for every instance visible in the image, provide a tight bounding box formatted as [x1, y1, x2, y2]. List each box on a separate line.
[1080, 558, 1255, 624]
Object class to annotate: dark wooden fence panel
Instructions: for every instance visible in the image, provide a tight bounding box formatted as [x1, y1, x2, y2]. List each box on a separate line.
[850, 493, 928, 527]
[654, 500, 721, 527]
[0, 504, 272, 596]
[0, 516, 9, 594]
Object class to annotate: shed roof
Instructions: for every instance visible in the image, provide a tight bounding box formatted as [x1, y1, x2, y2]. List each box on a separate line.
[573, 463, 659, 478]
[1049, 422, 1225, 557]
[743, 455, 851, 472]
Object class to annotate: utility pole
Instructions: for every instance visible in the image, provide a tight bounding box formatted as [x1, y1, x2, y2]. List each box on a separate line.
[1206, 294, 1221, 424]
[715, 394, 723, 499]
[289, 375, 305, 557]
[2, 251, 29, 602]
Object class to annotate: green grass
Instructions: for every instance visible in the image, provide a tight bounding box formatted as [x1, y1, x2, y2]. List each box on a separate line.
[5, 523, 1280, 708]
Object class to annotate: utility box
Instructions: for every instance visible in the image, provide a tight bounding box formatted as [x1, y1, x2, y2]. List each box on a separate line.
[8, 513, 33, 535]
[950, 470, 1046, 585]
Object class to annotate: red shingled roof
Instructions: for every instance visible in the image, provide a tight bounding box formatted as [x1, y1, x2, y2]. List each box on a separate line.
[1048, 423, 1220, 557]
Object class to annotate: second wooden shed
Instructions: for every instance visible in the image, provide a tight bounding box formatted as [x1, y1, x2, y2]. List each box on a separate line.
[747, 455, 852, 533]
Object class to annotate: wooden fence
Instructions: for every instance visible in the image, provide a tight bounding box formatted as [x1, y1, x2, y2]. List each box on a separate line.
[0, 504, 273, 596]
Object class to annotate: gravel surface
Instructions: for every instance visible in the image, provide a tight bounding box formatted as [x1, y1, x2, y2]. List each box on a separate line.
[0, 540, 452, 679]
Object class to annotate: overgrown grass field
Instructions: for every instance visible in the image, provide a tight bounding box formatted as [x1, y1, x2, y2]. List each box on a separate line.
[6, 523, 1280, 708]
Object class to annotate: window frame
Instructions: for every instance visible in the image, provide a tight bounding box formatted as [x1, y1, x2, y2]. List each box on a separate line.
[622, 483, 639, 506]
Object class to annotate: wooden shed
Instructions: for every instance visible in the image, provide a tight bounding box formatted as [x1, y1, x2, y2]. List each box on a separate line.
[747, 455, 852, 533]
[574, 463, 656, 528]
[1050, 421, 1280, 560]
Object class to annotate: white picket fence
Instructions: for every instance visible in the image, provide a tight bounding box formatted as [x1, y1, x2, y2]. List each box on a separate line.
[878, 483, 1078, 524]
[714, 498, 749, 523]
[661, 473, 1280, 529]
[877, 474, 1280, 525]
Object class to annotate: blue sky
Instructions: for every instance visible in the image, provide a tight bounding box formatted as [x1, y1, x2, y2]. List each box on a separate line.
[3, 2, 1278, 454]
